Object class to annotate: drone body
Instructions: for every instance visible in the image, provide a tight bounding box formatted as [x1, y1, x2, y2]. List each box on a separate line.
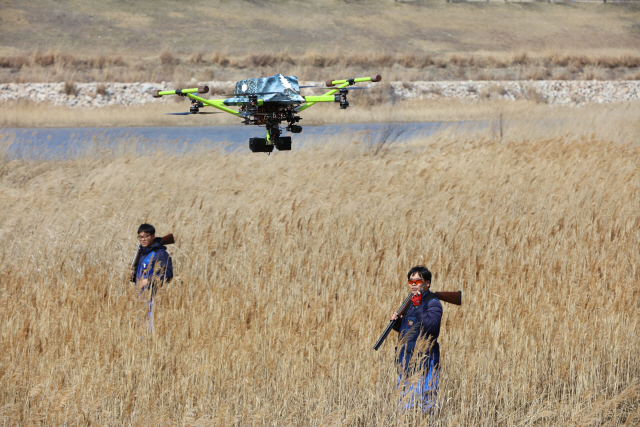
[152, 73, 382, 153]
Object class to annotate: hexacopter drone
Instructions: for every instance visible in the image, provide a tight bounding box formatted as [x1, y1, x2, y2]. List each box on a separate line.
[152, 73, 382, 153]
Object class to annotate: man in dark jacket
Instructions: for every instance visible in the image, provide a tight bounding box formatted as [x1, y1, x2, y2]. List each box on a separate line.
[390, 265, 442, 410]
[133, 224, 173, 329]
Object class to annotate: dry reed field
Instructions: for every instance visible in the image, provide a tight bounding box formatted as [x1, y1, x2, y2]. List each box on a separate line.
[1, 116, 639, 425]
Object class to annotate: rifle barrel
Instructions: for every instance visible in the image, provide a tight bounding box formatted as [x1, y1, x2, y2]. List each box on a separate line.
[373, 292, 413, 351]
[373, 319, 398, 351]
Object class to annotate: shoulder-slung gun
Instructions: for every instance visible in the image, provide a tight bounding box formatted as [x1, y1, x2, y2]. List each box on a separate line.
[373, 285, 461, 351]
[129, 234, 175, 282]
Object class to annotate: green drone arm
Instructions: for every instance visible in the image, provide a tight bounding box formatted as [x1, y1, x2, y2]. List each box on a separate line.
[326, 75, 382, 87]
[303, 96, 335, 103]
[299, 75, 381, 112]
[186, 94, 242, 115]
[152, 86, 242, 116]
[152, 86, 210, 97]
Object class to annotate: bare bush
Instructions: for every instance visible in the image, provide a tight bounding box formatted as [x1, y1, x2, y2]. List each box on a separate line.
[0, 56, 29, 69]
[159, 51, 178, 66]
[583, 67, 607, 80]
[212, 52, 230, 67]
[511, 52, 530, 66]
[190, 52, 205, 65]
[63, 81, 78, 96]
[96, 84, 107, 96]
[33, 51, 55, 67]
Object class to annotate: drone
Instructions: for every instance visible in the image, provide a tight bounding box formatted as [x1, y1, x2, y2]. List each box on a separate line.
[152, 73, 382, 153]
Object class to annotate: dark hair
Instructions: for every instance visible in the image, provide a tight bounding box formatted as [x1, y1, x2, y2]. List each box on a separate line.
[137, 223, 156, 235]
[407, 265, 432, 282]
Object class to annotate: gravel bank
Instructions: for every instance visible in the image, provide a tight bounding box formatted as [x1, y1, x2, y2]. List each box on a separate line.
[1, 80, 639, 108]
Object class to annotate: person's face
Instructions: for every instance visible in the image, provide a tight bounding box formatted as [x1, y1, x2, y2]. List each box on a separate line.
[138, 232, 155, 248]
[408, 272, 430, 294]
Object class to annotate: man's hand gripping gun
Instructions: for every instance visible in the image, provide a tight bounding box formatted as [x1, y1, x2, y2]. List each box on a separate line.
[373, 285, 461, 351]
[129, 234, 175, 282]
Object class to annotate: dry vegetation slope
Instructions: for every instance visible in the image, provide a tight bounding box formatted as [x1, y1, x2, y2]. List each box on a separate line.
[2, 0, 640, 83]
[0, 132, 639, 425]
[3, 0, 640, 55]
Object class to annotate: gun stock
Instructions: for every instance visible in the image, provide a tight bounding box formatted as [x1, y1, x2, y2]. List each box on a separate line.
[373, 287, 462, 351]
[434, 290, 462, 306]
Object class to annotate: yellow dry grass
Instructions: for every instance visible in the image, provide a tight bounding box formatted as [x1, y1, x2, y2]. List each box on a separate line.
[0, 116, 639, 425]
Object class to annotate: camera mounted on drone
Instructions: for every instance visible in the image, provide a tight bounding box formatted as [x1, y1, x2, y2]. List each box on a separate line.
[151, 74, 382, 153]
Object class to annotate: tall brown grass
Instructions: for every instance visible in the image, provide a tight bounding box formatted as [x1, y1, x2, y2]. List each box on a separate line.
[2, 51, 640, 83]
[0, 118, 639, 425]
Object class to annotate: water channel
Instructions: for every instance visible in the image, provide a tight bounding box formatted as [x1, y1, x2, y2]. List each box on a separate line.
[1, 121, 478, 159]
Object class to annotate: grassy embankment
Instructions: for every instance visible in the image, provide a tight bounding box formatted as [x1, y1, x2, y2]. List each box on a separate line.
[2, 0, 640, 84]
[0, 113, 639, 425]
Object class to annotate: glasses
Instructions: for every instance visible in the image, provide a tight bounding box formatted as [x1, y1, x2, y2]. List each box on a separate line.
[408, 279, 424, 286]
[137, 234, 153, 241]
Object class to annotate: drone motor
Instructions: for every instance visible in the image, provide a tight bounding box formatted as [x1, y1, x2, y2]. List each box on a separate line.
[335, 89, 349, 109]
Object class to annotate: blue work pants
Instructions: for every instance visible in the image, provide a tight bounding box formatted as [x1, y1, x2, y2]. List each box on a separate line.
[397, 358, 439, 411]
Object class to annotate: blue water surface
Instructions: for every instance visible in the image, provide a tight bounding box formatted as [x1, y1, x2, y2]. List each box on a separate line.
[1, 122, 464, 160]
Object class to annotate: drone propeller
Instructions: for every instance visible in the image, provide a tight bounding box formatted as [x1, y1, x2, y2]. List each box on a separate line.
[165, 112, 222, 115]
[301, 86, 371, 91]
[239, 112, 271, 117]
[222, 91, 281, 97]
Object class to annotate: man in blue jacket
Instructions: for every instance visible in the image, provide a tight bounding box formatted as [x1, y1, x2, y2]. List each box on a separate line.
[390, 265, 442, 410]
[134, 224, 173, 329]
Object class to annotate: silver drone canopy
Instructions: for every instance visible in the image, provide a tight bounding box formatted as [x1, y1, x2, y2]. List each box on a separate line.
[223, 74, 306, 106]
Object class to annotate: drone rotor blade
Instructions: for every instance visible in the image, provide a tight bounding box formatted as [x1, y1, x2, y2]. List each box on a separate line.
[222, 91, 281, 97]
[300, 86, 370, 91]
[239, 112, 270, 117]
[166, 111, 222, 115]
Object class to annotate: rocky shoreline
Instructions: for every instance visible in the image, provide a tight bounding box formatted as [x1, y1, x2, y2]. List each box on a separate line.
[1, 80, 639, 108]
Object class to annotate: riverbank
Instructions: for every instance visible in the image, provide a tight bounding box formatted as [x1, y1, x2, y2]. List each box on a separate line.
[2, 80, 639, 109]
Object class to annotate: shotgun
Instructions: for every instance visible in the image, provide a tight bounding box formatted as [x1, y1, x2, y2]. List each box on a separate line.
[129, 234, 175, 282]
[373, 286, 461, 351]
